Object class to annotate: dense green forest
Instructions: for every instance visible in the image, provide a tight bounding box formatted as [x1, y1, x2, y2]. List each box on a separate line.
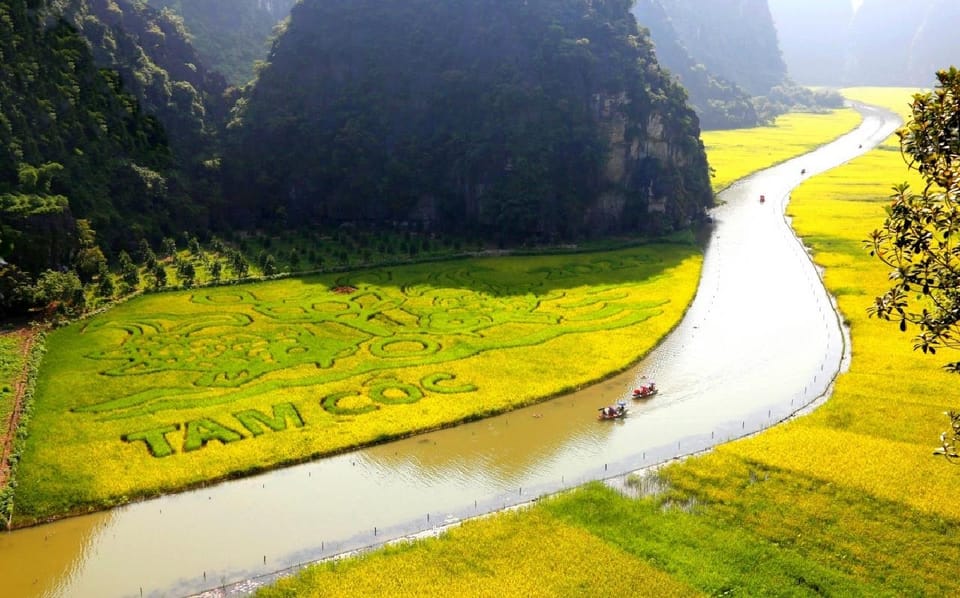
[54, 0, 232, 226]
[224, 0, 713, 242]
[146, 0, 295, 85]
[1, 0, 742, 318]
[0, 0, 175, 314]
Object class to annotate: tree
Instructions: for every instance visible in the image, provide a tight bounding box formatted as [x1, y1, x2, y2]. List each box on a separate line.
[229, 250, 249, 279]
[161, 237, 177, 259]
[867, 67, 960, 461]
[74, 220, 106, 283]
[177, 260, 196, 287]
[97, 264, 115, 299]
[119, 251, 140, 291]
[210, 260, 223, 283]
[152, 265, 168, 290]
[34, 270, 84, 315]
[139, 239, 158, 270]
[0, 265, 35, 317]
[188, 236, 203, 258]
[262, 253, 277, 276]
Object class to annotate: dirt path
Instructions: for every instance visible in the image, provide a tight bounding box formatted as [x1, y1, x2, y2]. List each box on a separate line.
[0, 327, 37, 489]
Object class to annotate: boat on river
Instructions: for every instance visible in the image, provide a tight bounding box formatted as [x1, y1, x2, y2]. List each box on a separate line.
[632, 381, 658, 399]
[598, 401, 627, 420]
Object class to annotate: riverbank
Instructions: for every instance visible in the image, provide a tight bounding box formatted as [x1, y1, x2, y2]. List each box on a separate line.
[0, 99, 876, 597]
[246, 95, 957, 597]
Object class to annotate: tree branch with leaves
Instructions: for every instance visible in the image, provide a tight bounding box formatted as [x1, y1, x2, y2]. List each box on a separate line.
[867, 67, 960, 461]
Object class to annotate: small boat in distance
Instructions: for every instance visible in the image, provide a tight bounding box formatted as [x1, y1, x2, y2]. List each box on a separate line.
[598, 400, 627, 420]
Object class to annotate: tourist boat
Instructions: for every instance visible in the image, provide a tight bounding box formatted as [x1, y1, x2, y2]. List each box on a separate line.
[632, 382, 658, 399]
[598, 401, 627, 420]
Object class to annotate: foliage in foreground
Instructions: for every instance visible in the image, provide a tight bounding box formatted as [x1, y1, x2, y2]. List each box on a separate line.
[12, 246, 700, 523]
[863, 70, 960, 458]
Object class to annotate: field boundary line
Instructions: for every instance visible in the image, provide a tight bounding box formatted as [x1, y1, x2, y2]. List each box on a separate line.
[0, 327, 37, 489]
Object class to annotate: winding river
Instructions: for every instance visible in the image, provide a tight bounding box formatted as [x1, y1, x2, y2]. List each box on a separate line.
[0, 102, 900, 598]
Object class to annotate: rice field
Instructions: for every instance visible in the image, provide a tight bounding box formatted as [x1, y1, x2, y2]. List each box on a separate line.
[0, 333, 22, 431]
[256, 91, 960, 596]
[257, 508, 699, 598]
[12, 245, 701, 523]
[702, 109, 863, 192]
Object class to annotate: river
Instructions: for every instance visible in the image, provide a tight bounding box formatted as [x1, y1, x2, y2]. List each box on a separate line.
[0, 102, 901, 598]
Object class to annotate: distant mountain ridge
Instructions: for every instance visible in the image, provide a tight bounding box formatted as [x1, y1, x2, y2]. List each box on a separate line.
[770, 0, 960, 86]
[654, 0, 787, 96]
[632, 0, 760, 129]
[1, 0, 721, 317]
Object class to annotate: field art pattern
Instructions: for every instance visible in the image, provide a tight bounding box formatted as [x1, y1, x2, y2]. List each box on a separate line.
[14, 246, 700, 521]
[78, 254, 668, 419]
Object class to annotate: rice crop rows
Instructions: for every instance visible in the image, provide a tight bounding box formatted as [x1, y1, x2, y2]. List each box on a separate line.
[12, 246, 701, 523]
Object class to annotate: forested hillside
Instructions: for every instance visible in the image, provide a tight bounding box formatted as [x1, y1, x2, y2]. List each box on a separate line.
[654, 0, 787, 96]
[54, 0, 231, 224]
[631, 0, 759, 129]
[225, 0, 713, 242]
[146, 0, 296, 85]
[0, 0, 230, 317]
[0, 0, 173, 292]
[1, 0, 718, 317]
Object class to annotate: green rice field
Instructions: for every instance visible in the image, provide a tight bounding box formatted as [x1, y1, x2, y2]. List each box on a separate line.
[703, 109, 863, 192]
[12, 246, 701, 523]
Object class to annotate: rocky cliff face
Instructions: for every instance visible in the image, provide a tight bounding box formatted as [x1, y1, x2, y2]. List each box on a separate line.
[767, 0, 852, 87]
[848, 0, 960, 86]
[224, 0, 713, 241]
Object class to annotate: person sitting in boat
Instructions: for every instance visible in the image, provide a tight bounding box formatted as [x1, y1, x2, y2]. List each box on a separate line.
[616, 401, 626, 414]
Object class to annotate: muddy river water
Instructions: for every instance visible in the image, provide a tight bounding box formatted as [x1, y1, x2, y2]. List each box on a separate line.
[0, 102, 900, 598]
